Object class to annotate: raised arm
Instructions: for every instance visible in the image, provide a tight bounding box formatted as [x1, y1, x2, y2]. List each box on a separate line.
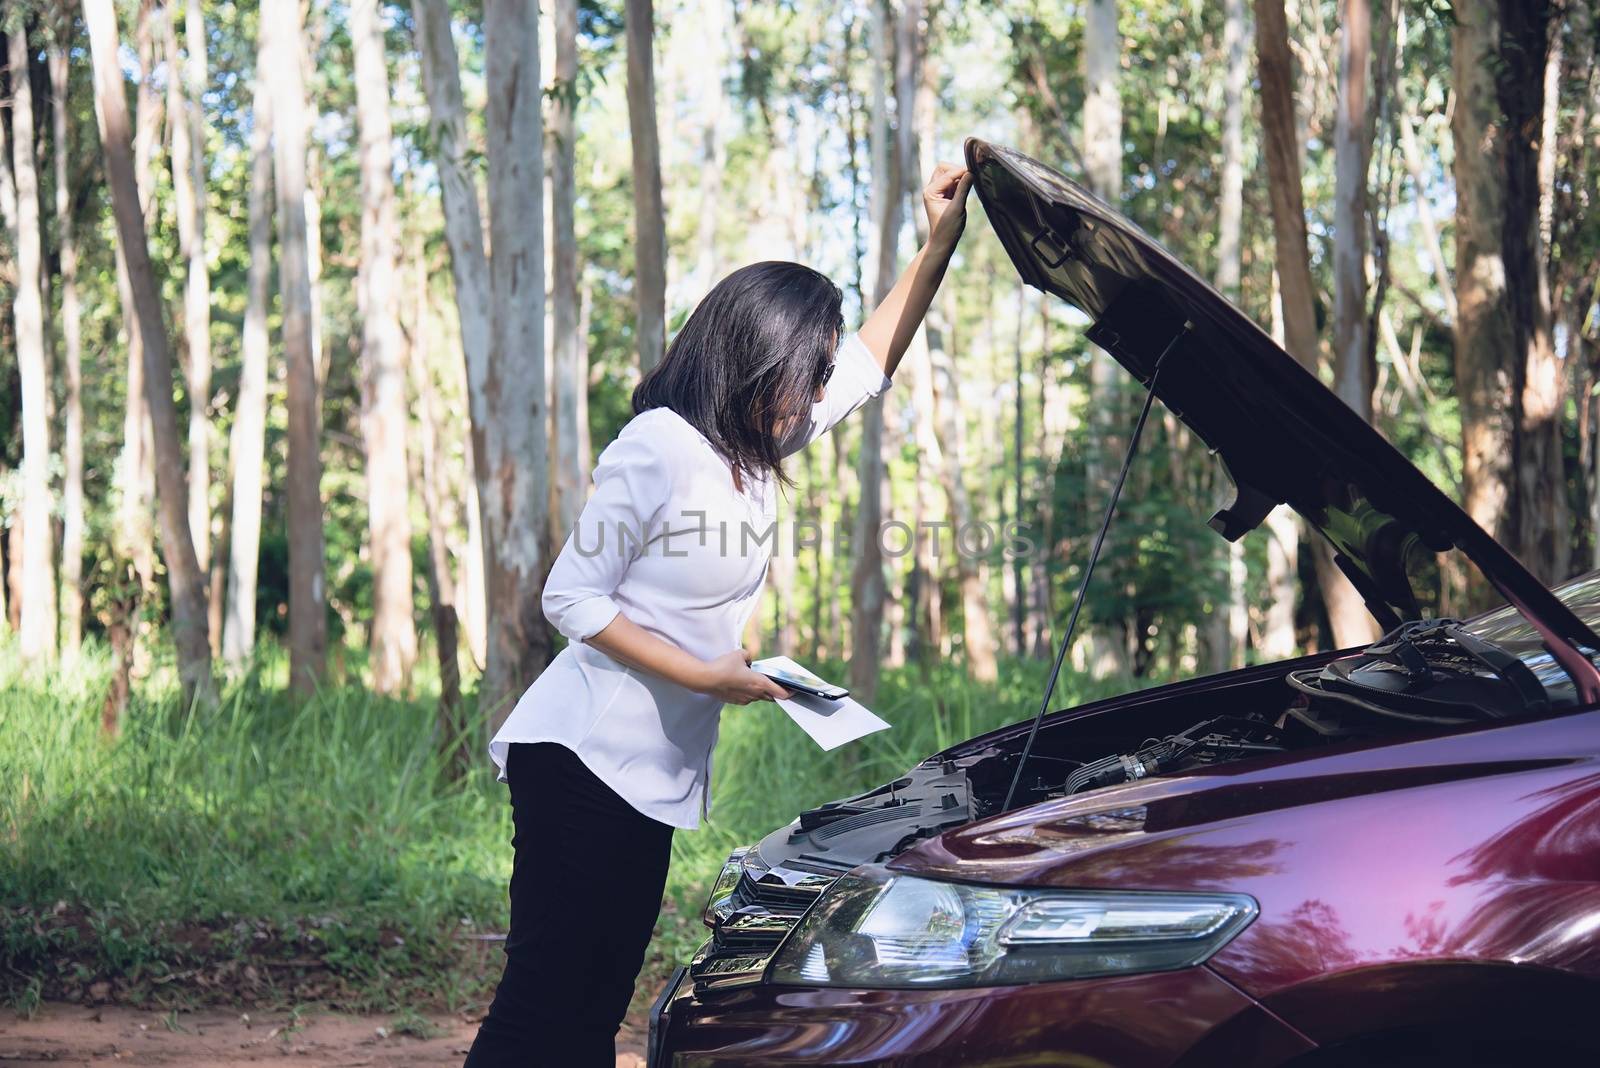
[856, 163, 975, 378]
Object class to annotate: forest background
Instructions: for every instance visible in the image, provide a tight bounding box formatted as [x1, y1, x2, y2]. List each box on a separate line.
[3, 0, 1597, 1024]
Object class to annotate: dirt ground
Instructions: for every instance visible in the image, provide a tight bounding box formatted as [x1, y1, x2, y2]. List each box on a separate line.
[0, 1004, 648, 1067]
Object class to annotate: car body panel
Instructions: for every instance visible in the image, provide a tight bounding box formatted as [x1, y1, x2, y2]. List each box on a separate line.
[657, 966, 1313, 1067]
[1254, 960, 1599, 1052]
[889, 710, 1600, 998]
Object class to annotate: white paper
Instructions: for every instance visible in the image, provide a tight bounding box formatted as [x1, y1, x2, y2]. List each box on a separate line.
[755, 656, 891, 750]
[777, 690, 891, 750]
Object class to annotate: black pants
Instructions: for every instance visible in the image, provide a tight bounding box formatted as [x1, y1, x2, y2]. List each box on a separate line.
[465, 742, 675, 1067]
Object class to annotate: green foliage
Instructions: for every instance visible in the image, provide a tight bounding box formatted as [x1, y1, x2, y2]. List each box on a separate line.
[0, 637, 1124, 1013]
[0, 642, 508, 1011]
[1046, 386, 1232, 676]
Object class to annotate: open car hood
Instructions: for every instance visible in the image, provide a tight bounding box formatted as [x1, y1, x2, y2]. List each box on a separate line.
[965, 138, 1600, 699]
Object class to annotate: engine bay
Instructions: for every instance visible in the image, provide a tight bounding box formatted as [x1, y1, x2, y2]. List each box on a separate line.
[766, 626, 1548, 875]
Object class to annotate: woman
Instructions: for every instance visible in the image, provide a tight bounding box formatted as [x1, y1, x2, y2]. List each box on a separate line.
[465, 163, 974, 1066]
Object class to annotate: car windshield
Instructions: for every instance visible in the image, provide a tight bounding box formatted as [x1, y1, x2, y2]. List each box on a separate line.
[1463, 569, 1600, 707]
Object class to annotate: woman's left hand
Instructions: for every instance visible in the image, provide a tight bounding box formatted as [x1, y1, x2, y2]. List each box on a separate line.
[923, 163, 974, 251]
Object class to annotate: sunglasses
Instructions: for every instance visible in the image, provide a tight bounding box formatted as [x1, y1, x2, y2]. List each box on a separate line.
[817, 361, 836, 388]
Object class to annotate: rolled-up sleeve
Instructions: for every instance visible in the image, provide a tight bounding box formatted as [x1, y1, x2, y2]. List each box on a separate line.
[780, 331, 893, 456]
[541, 425, 671, 642]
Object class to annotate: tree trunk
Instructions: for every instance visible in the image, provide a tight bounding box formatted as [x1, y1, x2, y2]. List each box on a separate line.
[222, 28, 274, 669]
[1254, 0, 1375, 649]
[688, 0, 727, 298]
[625, 0, 667, 374]
[897, 1, 938, 667]
[910, 38, 994, 678]
[4, 524, 15, 633]
[109, 8, 156, 601]
[481, 0, 551, 724]
[300, 5, 328, 391]
[98, 566, 140, 737]
[133, 2, 162, 223]
[1332, 0, 1374, 420]
[1452, 1, 1549, 603]
[408, 256, 469, 782]
[1082, 0, 1129, 677]
[5, 28, 57, 663]
[84, 0, 214, 704]
[1011, 285, 1026, 657]
[119, 1, 161, 630]
[351, 0, 418, 693]
[1031, 300, 1067, 659]
[1211, 0, 1249, 673]
[1262, 272, 1300, 659]
[49, 32, 84, 658]
[461, 454, 489, 671]
[167, 0, 212, 582]
[1082, 0, 1121, 203]
[551, 0, 589, 539]
[849, 0, 901, 707]
[929, 314, 999, 682]
[261, 0, 327, 693]
[1516, 3, 1566, 584]
[411, 0, 494, 684]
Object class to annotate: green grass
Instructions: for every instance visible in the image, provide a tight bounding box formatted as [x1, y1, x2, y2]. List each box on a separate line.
[0, 637, 1122, 1016]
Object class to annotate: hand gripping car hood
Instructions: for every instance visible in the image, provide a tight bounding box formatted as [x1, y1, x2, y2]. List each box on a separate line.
[965, 137, 1600, 699]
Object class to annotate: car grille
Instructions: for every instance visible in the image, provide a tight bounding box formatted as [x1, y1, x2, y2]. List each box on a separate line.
[689, 859, 844, 990]
[733, 870, 821, 911]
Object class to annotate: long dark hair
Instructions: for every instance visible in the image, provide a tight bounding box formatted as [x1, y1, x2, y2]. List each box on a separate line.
[633, 261, 843, 487]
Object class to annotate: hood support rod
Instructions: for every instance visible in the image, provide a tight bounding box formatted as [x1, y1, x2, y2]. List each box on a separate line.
[1003, 321, 1193, 813]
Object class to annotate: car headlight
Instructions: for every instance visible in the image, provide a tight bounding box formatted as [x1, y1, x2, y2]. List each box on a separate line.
[768, 865, 1257, 988]
[702, 846, 754, 927]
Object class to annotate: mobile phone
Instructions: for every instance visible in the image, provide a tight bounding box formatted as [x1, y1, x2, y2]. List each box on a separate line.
[751, 658, 850, 701]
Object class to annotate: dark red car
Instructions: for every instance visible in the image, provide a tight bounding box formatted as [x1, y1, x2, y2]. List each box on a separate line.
[647, 140, 1600, 1067]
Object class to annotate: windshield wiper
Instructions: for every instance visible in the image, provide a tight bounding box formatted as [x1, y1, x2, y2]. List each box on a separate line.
[1003, 322, 1193, 812]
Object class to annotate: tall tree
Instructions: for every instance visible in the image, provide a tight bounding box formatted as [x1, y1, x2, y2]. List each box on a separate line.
[1214, 0, 1249, 672]
[481, 0, 551, 722]
[84, 0, 213, 703]
[410, 0, 492, 676]
[624, 0, 666, 373]
[1451, 0, 1517, 569]
[550, 0, 589, 538]
[911, 37, 996, 680]
[1254, 0, 1375, 649]
[113, 0, 158, 598]
[1332, 0, 1374, 420]
[222, 24, 275, 669]
[263, 0, 327, 692]
[850, 0, 903, 706]
[1453, 1, 1557, 596]
[900, 6, 941, 666]
[4, 27, 56, 662]
[1515, 2, 1566, 583]
[686, 0, 727, 299]
[351, 0, 418, 693]
[168, 0, 212, 580]
[1082, 0, 1128, 677]
[49, 17, 84, 657]
[409, 253, 468, 781]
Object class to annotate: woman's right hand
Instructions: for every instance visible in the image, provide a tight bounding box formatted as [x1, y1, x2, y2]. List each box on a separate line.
[696, 650, 793, 705]
[923, 162, 974, 253]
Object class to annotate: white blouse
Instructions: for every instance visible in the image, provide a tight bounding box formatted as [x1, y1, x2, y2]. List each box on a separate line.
[490, 332, 891, 828]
